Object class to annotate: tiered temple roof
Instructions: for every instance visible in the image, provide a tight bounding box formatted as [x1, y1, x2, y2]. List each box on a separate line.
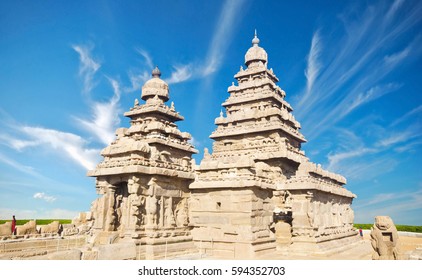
[88, 67, 197, 179]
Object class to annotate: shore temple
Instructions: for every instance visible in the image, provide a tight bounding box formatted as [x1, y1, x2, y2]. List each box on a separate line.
[86, 32, 359, 259]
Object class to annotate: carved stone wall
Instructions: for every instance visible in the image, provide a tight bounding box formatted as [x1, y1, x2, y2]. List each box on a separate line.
[190, 187, 275, 258]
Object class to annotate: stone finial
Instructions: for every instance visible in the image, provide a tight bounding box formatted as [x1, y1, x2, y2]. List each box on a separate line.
[152, 66, 161, 78]
[252, 29, 260, 46]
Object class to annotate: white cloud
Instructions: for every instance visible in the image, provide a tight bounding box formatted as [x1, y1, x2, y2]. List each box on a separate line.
[166, 65, 192, 84]
[0, 151, 41, 177]
[354, 188, 422, 224]
[75, 77, 121, 145]
[295, 1, 422, 141]
[327, 147, 376, 172]
[124, 70, 150, 93]
[135, 48, 154, 70]
[33, 192, 56, 203]
[300, 30, 322, 107]
[350, 84, 399, 112]
[202, 0, 246, 76]
[376, 125, 422, 148]
[72, 44, 101, 94]
[17, 126, 99, 170]
[383, 46, 411, 66]
[386, 0, 405, 20]
[188, 136, 200, 147]
[391, 104, 422, 127]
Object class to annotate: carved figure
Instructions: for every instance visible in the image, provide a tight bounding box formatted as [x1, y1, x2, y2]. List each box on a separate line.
[164, 197, 176, 227]
[175, 199, 189, 227]
[129, 195, 145, 227]
[39, 221, 61, 234]
[370, 216, 400, 260]
[146, 195, 159, 226]
[0, 222, 12, 236]
[105, 207, 116, 231]
[15, 220, 37, 235]
[62, 225, 79, 236]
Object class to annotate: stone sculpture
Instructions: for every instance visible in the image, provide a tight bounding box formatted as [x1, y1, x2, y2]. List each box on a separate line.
[39, 221, 61, 234]
[370, 216, 401, 260]
[0, 222, 12, 236]
[15, 220, 37, 236]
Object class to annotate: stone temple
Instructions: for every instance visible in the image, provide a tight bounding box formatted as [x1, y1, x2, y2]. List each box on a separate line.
[84, 32, 359, 259]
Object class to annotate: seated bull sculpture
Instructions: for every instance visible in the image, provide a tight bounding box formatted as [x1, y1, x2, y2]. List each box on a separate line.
[39, 221, 61, 234]
[15, 220, 37, 236]
[0, 222, 12, 236]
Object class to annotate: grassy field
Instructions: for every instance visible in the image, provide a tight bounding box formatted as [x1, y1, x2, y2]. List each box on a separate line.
[0, 219, 72, 225]
[354, 224, 422, 233]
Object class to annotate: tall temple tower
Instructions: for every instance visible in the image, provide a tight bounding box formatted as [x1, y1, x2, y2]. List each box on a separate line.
[190, 32, 358, 258]
[87, 67, 198, 259]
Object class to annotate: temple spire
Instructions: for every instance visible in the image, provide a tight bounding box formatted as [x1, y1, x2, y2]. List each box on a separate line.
[252, 29, 260, 46]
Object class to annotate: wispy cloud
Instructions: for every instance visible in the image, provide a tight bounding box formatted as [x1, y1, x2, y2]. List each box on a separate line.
[72, 44, 101, 94]
[202, 0, 246, 76]
[386, 0, 405, 20]
[33, 192, 56, 202]
[391, 104, 422, 127]
[354, 187, 422, 224]
[75, 77, 121, 145]
[295, 1, 422, 140]
[300, 30, 322, 108]
[1, 124, 100, 170]
[165, 64, 192, 84]
[124, 70, 150, 93]
[327, 147, 376, 172]
[324, 126, 421, 180]
[383, 46, 411, 66]
[19, 126, 100, 170]
[135, 48, 154, 70]
[376, 125, 422, 148]
[0, 151, 41, 177]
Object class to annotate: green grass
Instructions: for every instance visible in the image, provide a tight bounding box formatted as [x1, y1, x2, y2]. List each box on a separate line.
[354, 224, 422, 233]
[0, 219, 72, 225]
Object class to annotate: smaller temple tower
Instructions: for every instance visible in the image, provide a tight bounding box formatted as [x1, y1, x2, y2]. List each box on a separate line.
[87, 67, 198, 259]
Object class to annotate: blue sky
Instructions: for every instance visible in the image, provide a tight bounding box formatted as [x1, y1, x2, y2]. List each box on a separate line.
[0, 0, 421, 225]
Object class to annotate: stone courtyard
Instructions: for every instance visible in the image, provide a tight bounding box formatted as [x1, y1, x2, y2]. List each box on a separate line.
[3, 32, 417, 260]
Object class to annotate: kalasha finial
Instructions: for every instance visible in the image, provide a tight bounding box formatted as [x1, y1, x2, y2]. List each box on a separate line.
[152, 66, 161, 78]
[252, 29, 260, 46]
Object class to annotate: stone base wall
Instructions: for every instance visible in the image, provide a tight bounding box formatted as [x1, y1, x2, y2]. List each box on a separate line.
[288, 232, 360, 255]
[190, 187, 276, 259]
[138, 236, 197, 259]
[0, 236, 87, 260]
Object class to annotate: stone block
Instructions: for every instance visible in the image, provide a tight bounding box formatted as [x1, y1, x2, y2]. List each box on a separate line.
[97, 242, 137, 260]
